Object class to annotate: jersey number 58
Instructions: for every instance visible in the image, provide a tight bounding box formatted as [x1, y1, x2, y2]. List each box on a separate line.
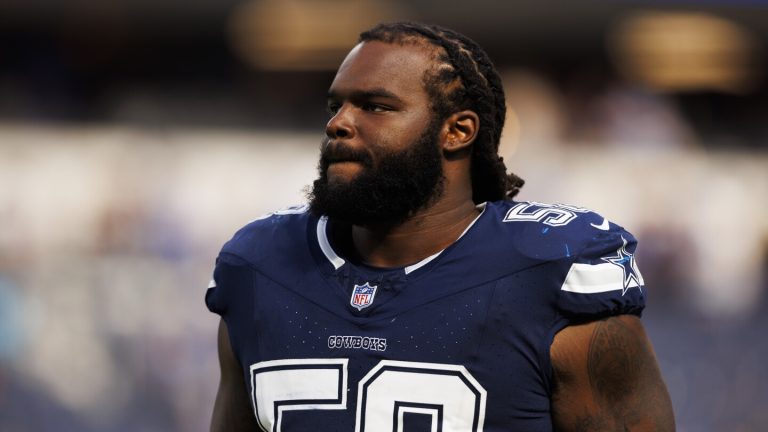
[250, 358, 487, 432]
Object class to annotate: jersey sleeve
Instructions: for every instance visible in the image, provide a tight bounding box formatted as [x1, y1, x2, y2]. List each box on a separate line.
[204, 206, 309, 319]
[556, 227, 646, 321]
[204, 252, 252, 318]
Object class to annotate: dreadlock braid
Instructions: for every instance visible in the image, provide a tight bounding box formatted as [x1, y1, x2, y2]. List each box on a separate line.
[359, 22, 525, 202]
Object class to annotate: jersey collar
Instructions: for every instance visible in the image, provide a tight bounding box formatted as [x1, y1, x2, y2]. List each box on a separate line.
[316, 203, 487, 275]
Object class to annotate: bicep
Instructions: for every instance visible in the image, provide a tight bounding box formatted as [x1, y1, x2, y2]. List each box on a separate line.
[550, 315, 675, 431]
[210, 319, 259, 432]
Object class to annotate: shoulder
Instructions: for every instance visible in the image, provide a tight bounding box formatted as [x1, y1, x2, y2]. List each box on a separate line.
[484, 200, 635, 263]
[218, 204, 313, 265]
[483, 200, 646, 317]
[484, 201, 646, 319]
[207, 204, 312, 316]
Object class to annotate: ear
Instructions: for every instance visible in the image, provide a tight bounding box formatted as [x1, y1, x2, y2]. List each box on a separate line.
[442, 110, 479, 153]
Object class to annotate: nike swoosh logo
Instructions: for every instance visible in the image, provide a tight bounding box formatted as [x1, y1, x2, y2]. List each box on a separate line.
[590, 218, 610, 231]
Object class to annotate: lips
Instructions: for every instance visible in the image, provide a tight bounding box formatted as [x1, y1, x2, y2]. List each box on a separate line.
[321, 142, 372, 167]
[326, 156, 363, 164]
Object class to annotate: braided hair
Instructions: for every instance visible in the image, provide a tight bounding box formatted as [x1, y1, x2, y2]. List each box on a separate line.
[359, 22, 524, 202]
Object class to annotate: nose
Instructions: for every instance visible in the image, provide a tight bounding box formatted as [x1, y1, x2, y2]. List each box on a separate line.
[325, 106, 355, 140]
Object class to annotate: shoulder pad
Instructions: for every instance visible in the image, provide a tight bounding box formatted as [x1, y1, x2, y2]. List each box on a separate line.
[219, 204, 310, 264]
[493, 201, 621, 262]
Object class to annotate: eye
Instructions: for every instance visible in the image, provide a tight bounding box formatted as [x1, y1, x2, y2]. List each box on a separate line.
[326, 102, 341, 115]
[362, 103, 389, 112]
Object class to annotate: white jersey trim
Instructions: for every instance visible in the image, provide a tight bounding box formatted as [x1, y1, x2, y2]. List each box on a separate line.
[317, 203, 487, 275]
[403, 203, 487, 275]
[561, 262, 642, 294]
[317, 216, 346, 270]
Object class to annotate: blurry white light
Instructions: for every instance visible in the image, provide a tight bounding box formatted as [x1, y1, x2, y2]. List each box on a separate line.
[609, 11, 760, 93]
[229, 0, 407, 71]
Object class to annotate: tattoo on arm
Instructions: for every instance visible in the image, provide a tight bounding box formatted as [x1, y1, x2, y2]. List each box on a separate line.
[587, 318, 643, 402]
[583, 316, 675, 431]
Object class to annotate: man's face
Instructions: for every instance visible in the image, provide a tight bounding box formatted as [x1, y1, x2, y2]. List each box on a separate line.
[308, 41, 446, 225]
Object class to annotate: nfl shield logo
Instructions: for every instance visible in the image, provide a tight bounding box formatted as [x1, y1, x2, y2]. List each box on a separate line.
[350, 282, 378, 311]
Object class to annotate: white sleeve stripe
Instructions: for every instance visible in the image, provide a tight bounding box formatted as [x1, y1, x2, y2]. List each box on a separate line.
[208, 279, 217, 289]
[561, 263, 640, 294]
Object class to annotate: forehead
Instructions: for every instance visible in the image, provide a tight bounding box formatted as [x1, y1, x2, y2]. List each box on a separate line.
[329, 41, 436, 100]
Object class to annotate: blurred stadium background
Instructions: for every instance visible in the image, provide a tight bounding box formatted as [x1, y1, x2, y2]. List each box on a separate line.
[1, 0, 767, 430]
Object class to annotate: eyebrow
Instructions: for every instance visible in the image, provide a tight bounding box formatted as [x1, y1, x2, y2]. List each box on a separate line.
[326, 88, 404, 103]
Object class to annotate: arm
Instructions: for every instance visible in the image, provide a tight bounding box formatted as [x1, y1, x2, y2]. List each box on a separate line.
[550, 315, 675, 431]
[211, 319, 260, 432]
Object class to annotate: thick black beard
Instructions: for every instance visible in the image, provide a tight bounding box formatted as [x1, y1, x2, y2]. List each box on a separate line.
[308, 121, 445, 226]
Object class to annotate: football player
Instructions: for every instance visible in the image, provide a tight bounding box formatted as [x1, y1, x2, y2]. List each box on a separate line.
[207, 22, 675, 431]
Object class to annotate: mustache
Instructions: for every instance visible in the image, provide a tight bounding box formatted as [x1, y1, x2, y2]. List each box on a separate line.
[320, 138, 373, 167]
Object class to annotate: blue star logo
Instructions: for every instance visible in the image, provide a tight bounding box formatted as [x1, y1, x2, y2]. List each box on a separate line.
[601, 236, 644, 295]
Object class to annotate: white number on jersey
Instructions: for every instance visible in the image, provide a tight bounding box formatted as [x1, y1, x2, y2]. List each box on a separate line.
[249, 359, 486, 432]
[503, 202, 590, 227]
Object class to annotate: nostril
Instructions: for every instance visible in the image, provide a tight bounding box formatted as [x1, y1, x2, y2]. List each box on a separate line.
[336, 129, 348, 138]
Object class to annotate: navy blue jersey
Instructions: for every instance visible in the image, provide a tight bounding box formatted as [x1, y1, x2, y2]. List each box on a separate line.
[205, 201, 645, 432]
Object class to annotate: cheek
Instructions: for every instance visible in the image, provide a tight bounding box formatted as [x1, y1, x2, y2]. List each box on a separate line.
[360, 117, 432, 154]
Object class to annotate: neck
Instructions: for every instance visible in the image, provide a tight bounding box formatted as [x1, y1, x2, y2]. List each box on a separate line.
[350, 196, 480, 268]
